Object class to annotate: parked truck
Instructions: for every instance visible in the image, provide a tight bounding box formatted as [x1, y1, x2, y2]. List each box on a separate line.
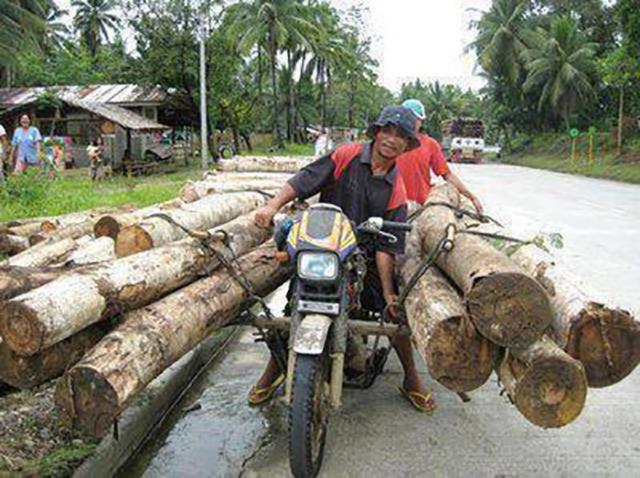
[441, 117, 485, 164]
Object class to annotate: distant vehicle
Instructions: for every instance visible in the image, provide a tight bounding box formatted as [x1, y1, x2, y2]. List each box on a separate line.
[441, 118, 485, 164]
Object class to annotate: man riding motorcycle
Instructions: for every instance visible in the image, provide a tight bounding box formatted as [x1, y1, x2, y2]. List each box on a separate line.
[250, 105, 436, 413]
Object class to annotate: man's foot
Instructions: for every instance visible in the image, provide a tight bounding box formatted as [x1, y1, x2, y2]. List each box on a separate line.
[247, 357, 283, 406]
[248, 374, 285, 406]
[399, 376, 436, 413]
[398, 385, 436, 414]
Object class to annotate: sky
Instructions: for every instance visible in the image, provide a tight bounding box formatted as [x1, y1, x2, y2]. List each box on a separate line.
[55, 0, 491, 92]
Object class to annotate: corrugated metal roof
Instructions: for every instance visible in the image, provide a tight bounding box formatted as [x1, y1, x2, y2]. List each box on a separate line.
[64, 98, 168, 131]
[0, 84, 167, 108]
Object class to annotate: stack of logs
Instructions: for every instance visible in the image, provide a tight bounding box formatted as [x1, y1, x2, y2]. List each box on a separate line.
[402, 184, 639, 428]
[1, 157, 638, 439]
[0, 169, 294, 437]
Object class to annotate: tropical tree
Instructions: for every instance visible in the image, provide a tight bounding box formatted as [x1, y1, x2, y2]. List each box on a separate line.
[469, 0, 531, 87]
[226, 0, 317, 146]
[72, 0, 120, 58]
[0, 0, 49, 77]
[43, 4, 70, 52]
[521, 17, 599, 130]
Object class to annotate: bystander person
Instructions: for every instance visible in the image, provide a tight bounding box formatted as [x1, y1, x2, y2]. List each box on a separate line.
[11, 114, 42, 173]
[0, 122, 8, 183]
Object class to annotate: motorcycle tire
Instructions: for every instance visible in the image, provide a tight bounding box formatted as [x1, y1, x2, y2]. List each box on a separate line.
[289, 353, 329, 478]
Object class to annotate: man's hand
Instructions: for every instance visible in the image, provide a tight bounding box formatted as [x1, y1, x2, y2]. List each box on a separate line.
[470, 195, 484, 216]
[254, 203, 279, 228]
[384, 292, 400, 320]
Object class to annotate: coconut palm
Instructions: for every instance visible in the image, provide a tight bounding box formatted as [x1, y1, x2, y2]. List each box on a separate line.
[0, 0, 48, 64]
[72, 0, 120, 58]
[43, 4, 70, 51]
[226, 0, 317, 146]
[521, 17, 598, 129]
[469, 0, 531, 86]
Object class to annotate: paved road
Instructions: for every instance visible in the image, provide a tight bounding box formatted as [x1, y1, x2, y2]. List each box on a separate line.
[124, 164, 640, 478]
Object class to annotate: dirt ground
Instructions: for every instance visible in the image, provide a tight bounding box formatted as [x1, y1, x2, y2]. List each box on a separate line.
[0, 382, 97, 477]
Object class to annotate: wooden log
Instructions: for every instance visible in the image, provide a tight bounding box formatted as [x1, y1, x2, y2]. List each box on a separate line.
[56, 242, 292, 437]
[180, 179, 284, 203]
[0, 234, 29, 255]
[66, 236, 116, 266]
[415, 185, 552, 348]
[115, 191, 268, 257]
[8, 222, 43, 237]
[39, 206, 129, 233]
[510, 244, 640, 387]
[0, 266, 68, 301]
[0, 212, 272, 356]
[400, 232, 499, 392]
[497, 335, 588, 428]
[2, 236, 93, 268]
[218, 156, 311, 173]
[93, 199, 183, 239]
[0, 324, 107, 389]
[203, 171, 293, 182]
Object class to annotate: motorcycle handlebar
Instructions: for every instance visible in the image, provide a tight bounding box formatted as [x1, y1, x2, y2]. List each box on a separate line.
[382, 220, 413, 232]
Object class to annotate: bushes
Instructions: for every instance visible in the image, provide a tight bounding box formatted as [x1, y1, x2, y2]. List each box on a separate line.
[1, 169, 52, 218]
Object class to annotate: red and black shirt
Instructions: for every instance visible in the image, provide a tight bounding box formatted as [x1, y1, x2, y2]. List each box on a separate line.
[288, 142, 408, 256]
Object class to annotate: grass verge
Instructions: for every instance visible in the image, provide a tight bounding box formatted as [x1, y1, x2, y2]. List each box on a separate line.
[501, 152, 640, 184]
[0, 165, 204, 222]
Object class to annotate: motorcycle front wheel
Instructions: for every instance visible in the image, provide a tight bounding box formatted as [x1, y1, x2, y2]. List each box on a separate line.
[289, 353, 330, 478]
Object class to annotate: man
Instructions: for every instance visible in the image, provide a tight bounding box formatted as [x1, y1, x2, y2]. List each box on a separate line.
[0, 122, 7, 183]
[397, 99, 483, 213]
[251, 106, 435, 413]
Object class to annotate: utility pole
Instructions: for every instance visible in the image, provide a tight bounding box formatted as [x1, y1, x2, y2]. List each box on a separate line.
[198, 1, 209, 168]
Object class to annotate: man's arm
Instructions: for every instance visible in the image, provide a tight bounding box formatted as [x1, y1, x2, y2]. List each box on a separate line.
[376, 250, 397, 309]
[254, 153, 337, 227]
[254, 183, 298, 228]
[443, 171, 483, 215]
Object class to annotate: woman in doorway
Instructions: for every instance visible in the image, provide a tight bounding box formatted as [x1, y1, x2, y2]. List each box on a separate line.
[11, 114, 43, 172]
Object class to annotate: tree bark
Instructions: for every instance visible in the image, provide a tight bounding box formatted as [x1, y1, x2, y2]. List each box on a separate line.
[0, 234, 29, 255]
[179, 178, 285, 203]
[497, 335, 587, 428]
[93, 199, 183, 240]
[0, 212, 273, 356]
[115, 192, 269, 257]
[0, 324, 107, 389]
[66, 237, 116, 266]
[0, 266, 70, 301]
[400, 232, 499, 392]
[2, 236, 93, 268]
[617, 86, 624, 155]
[218, 157, 311, 173]
[56, 242, 292, 437]
[414, 185, 552, 348]
[510, 244, 640, 387]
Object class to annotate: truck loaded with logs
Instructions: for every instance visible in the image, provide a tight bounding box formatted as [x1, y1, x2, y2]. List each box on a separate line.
[0, 160, 638, 478]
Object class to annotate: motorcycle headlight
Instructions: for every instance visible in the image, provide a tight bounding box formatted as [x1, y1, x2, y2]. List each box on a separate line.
[298, 252, 339, 281]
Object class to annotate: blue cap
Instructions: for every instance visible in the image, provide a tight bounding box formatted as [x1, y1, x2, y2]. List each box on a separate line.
[402, 99, 426, 120]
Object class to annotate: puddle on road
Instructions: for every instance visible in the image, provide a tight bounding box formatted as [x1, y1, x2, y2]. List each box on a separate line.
[120, 284, 290, 478]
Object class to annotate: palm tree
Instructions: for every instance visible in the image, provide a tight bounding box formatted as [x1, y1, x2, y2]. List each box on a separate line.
[469, 0, 531, 86]
[43, 4, 70, 52]
[226, 0, 316, 146]
[521, 17, 598, 130]
[72, 0, 120, 58]
[0, 0, 48, 68]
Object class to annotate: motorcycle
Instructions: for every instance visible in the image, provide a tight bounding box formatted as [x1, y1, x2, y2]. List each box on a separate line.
[244, 202, 412, 478]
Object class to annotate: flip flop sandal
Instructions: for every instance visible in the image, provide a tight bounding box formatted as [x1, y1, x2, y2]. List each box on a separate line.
[398, 386, 437, 414]
[248, 374, 285, 406]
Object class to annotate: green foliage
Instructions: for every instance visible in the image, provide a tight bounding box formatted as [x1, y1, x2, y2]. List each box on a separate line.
[399, 80, 482, 139]
[72, 0, 120, 57]
[1, 169, 52, 217]
[0, 168, 202, 222]
[0, 0, 49, 65]
[521, 17, 598, 129]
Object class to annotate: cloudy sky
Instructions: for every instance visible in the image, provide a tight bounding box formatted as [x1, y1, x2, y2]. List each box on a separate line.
[55, 0, 491, 92]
